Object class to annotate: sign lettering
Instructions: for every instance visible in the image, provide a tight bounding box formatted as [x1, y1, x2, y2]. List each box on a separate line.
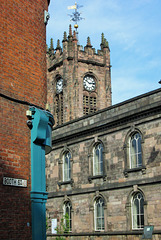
[3, 177, 27, 188]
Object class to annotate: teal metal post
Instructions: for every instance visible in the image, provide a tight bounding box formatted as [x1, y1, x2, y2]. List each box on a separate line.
[27, 107, 54, 240]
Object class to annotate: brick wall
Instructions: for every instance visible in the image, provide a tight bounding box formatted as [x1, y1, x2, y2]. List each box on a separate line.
[0, 0, 49, 239]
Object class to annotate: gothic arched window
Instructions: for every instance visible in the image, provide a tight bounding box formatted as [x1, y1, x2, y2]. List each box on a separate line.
[131, 192, 144, 229]
[63, 201, 72, 232]
[63, 151, 71, 182]
[124, 128, 145, 177]
[94, 197, 105, 231]
[129, 132, 142, 169]
[93, 143, 103, 176]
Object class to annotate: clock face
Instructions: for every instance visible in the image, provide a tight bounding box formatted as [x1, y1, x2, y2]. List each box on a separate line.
[56, 78, 63, 94]
[83, 76, 96, 91]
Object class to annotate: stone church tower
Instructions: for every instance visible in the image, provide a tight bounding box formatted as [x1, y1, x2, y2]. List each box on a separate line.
[46, 26, 161, 240]
[47, 25, 111, 125]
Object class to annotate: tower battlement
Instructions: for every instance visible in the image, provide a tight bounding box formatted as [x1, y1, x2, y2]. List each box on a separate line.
[47, 25, 110, 71]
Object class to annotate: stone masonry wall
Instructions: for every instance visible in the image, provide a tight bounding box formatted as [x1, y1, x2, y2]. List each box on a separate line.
[47, 184, 161, 233]
[46, 88, 161, 237]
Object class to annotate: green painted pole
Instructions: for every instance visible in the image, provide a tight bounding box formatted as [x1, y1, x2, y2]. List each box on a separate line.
[27, 107, 54, 240]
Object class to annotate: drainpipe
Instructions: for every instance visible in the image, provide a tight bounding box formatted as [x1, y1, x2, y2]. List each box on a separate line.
[26, 107, 54, 240]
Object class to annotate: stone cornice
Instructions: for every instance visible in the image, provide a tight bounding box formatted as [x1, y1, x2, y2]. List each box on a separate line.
[53, 88, 161, 130]
[48, 175, 161, 198]
[78, 58, 105, 67]
[48, 56, 106, 72]
[48, 59, 63, 72]
[47, 230, 161, 237]
[52, 101, 161, 145]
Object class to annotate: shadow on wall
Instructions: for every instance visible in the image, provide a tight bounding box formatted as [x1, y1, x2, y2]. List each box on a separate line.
[0, 101, 32, 240]
[147, 146, 159, 165]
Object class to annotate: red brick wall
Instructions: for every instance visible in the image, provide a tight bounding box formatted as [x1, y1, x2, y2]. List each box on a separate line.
[0, 0, 49, 239]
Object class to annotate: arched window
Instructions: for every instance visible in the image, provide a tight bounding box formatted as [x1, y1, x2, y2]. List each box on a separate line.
[63, 152, 71, 181]
[124, 128, 145, 177]
[129, 132, 142, 169]
[94, 197, 105, 231]
[63, 201, 72, 232]
[131, 192, 144, 229]
[93, 143, 103, 176]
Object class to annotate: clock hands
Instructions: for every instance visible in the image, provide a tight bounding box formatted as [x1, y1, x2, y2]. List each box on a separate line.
[83, 76, 96, 91]
[86, 77, 93, 84]
[56, 79, 63, 93]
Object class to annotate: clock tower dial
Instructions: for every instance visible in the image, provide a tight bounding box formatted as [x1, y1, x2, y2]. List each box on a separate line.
[83, 75, 96, 91]
[56, 78, 63, 94]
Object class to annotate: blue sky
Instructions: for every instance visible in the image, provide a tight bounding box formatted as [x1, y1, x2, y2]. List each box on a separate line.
[46, 0, 161, 105]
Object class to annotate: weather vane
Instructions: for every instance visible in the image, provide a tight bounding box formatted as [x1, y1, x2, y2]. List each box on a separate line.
[68, 2, 84, 33]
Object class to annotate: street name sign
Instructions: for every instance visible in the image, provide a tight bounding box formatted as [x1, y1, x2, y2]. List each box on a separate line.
[3, 177, 27, 187]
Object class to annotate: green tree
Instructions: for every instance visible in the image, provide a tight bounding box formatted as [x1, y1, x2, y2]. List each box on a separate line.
[55, 213, 70, 240]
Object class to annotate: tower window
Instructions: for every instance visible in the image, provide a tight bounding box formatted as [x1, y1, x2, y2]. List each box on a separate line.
[55, 94, 63, 125]
[83, 93, 97, 115]
[61, 95, 63, 124]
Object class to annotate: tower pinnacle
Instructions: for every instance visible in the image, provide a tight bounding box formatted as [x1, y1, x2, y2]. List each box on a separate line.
[86, 36, 92, 47]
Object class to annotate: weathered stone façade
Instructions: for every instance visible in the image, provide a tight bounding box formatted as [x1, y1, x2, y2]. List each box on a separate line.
[46, 87, 161, 239]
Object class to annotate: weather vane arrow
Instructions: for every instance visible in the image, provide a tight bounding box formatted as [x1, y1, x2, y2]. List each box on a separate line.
[68, 3, 77, 10]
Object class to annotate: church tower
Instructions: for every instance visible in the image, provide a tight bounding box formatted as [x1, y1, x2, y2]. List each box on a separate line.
[47, 25, 112, 126]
